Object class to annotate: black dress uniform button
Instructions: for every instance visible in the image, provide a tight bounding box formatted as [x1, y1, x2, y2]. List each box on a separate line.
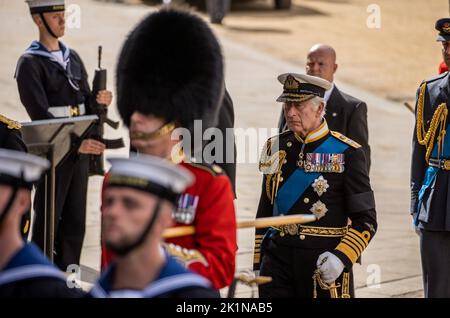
[304, 197, 310, 204]
[299, 235, 306, 240]
[287, 141, 292, 147]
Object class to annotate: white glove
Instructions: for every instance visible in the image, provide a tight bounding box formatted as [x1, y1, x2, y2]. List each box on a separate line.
[316, 251, 345, 284]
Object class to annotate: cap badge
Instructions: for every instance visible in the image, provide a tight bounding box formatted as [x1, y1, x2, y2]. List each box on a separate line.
[284, 75, 300, 90]
[443, 22, 450, 33]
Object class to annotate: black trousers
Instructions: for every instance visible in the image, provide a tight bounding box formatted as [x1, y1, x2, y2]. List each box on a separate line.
[259, 240, 354, 298]
[32, 154, 89, 271]
[420, 229, 450, 298]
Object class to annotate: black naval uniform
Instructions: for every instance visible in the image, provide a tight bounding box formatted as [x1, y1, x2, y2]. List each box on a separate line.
[411, 71, 450, 297]
[15, 41, 92, 270]
[0, 243, 85, 298]
[254, 121, 377, 298]
[278, 85, 371, 171]
[0, 115, 31, 239]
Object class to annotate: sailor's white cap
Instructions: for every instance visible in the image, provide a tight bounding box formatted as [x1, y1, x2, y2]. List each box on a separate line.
[25, 0, 65, 14]
[0, 149, 49, 189]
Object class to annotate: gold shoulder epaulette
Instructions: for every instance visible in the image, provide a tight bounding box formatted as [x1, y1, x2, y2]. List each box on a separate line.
[262, 130, 292, 154]
[188, 162, 223, 176]
[270, 129, 291, 141]
[0, 114, 21, 130]
[163, 243, 208, 267]
[330, 131, 361, 149]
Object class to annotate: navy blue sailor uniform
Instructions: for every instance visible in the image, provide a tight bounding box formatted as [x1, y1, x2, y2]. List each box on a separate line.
[254, 121, 377, 298]
[89, 254, 219, 298]
[410, 68, 450, 297]
[15, 40, 93, 270]
[0, 243, 85, 298]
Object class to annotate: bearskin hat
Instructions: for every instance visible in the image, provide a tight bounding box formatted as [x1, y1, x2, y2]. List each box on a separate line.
[116, 8, 224, 131]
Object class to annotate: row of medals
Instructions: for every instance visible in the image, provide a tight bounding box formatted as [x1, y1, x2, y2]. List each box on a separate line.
[297, 152, 344, 173]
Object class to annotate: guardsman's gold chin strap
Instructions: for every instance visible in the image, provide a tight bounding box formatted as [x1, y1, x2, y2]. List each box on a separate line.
[129, 122, 176, 141]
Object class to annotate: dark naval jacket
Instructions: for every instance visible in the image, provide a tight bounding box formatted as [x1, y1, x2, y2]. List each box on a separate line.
[15, 41, 92, 120]
[411, 71, 450, 231]
[254, 120, 377, 271]
[0, 243, 85, 298]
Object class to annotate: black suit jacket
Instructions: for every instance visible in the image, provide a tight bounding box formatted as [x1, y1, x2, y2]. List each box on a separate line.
[278, 85, 371, 171]
[214, 89, 236, 196]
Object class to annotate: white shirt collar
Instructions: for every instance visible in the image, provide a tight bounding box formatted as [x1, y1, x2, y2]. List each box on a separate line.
[323, 82, 335, 102]
[50, 50, 68, 70]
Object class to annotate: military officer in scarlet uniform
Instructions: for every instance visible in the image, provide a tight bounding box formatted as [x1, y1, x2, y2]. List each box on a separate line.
[100, 8, 237, 289]
[254, 73, 377, 298]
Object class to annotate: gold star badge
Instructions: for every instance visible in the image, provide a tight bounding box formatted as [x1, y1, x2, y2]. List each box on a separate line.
[310, 200, 328, 220]
[312, 176, 329, 197]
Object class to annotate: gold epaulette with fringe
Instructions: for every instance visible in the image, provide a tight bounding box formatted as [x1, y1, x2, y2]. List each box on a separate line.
[0, 114, 21, 130]
[330, 131, 361, 149]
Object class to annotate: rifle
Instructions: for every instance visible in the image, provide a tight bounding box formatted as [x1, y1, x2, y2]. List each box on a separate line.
[89, 46, 125, 176]
[403, 101, 415, 114]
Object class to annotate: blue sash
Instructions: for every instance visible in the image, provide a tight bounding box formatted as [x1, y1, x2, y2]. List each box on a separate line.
[416, 123, 450, 225]
[273, 135, 349, 216]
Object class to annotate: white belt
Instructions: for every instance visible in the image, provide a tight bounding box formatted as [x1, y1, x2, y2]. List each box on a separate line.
[48, 104, 86, 118]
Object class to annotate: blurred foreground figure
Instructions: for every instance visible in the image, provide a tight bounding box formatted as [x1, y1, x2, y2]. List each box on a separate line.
[90, 154, 218, 298]
[0, 149, 85, 298]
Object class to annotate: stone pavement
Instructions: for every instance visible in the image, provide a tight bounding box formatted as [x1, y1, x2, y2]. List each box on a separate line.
[0, 0, 422, 297]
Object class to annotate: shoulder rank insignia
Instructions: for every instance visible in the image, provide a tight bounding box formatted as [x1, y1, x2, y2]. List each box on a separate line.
[259, 139, 287, 203]
[189, 162, 223, 176]
[259, 138, 287, 175]
[163, 243, 208, 267]
[0, 114, 21, 130]
[330, 131, 361, 149]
